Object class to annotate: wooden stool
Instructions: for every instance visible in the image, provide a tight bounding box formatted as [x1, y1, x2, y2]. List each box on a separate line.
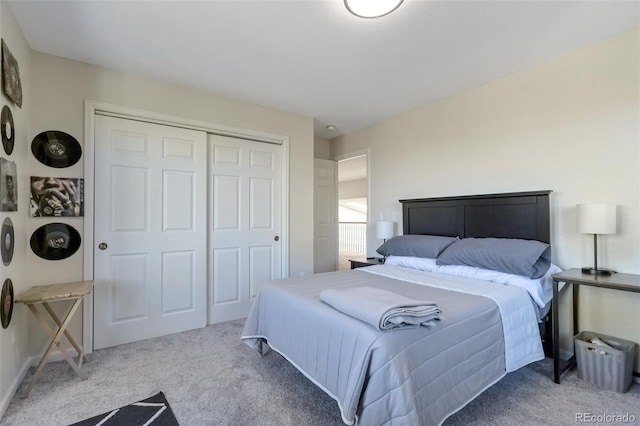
[16, 281, 93, 398]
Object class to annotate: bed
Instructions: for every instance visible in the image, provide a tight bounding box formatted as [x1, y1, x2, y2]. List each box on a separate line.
[242, 190, 556, 425]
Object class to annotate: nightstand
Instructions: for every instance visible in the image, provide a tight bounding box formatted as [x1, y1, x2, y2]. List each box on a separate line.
[551, 268, 640, 384]
[349, 257, 384, 269]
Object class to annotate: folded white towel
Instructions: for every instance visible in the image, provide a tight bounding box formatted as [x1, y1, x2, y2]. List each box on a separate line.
[320, 287, 442, 330]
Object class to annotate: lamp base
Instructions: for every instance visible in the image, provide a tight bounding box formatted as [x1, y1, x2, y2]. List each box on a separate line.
[581, 267, 615, 275]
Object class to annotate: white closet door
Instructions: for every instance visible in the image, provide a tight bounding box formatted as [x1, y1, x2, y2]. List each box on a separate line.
[93, 115, 207, 349]
[208, 134, 282, 324]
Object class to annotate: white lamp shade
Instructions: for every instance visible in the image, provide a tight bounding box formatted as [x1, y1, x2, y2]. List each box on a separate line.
[577, 204, 616, 235]
[376, 221, 394, 240]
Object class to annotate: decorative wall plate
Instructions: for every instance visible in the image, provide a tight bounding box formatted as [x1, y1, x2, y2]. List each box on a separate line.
[1, 217, 14, 266]
[30, 222, 81, 260]
[1, 278, 13, 329]
[1, 105, 14, 155]
[31, 131, 82, 168]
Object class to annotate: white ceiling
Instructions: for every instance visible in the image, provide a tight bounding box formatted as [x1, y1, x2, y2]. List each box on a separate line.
[7, 1, 639, 139]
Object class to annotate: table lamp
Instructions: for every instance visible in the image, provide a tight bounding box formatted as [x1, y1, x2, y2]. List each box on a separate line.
[376, 221, 394, 262]
[376, 221, 394, 243]
[577, 203, 616, 275]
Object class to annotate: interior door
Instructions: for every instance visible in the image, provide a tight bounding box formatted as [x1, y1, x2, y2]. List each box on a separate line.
[314, 159, 337, 272]
[93, 115, 207, 349]
[208, 134, 282, 324]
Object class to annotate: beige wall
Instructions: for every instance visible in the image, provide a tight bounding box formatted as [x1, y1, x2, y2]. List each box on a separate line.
[0, 1, 31, 414]
[332, 29, 640, 368]
[314, 135, 331, 159]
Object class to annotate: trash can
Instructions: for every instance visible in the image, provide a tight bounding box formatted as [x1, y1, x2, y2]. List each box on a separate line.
[574, 331, 636, 393]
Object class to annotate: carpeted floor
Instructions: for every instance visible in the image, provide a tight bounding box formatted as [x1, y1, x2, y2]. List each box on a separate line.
[1, 319, 638, 426]
[339, 251, 364, 271]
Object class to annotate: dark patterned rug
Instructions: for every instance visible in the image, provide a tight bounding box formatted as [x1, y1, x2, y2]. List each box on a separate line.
[69, 392, 179, 426]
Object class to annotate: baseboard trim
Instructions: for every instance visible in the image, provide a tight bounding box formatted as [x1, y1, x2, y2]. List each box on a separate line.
[31, 348, 81, 365]
[0, 356, 33, 420]
[0, 348, 81, 420]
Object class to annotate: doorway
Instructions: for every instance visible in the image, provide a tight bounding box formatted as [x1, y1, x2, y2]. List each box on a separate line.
[337, 154, 368, 270]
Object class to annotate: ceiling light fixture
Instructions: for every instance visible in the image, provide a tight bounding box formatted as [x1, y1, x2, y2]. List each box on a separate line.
[344, 0, 404, 19]
[326, 124, 336, 131]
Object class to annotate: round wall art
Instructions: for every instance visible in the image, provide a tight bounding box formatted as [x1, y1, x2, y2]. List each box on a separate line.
[1, 217, 14, 266]
[1, 278, 13, 329]
[31, 131, 82, 168]
[30, 222, 81, 261]
[1, 105, 14, 155]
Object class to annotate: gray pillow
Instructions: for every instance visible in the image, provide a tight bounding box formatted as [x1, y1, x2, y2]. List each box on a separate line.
[376, 235, 458, 259]
[436, 237, 551, 279]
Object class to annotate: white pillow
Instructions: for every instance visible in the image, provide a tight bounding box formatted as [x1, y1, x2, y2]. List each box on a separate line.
[385, 255, 562, 308]
[433, 263, 562, 308]
[384, 256, 438, 272]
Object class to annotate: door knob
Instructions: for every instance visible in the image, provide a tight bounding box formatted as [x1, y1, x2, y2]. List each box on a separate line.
[98, 242, 108, 250]
[274, 236, 279, 242]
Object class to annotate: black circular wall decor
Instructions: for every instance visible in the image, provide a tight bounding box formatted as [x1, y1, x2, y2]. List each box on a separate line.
[1, 278, 13, 329]
[30, 222, 81, 261]
[1, 105, 14, 155]
[1, 217, 14, 266]
[31, 131, 82, 168]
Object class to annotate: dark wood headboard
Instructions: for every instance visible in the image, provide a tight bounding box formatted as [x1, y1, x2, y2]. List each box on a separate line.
[400, 190, 552, 243]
